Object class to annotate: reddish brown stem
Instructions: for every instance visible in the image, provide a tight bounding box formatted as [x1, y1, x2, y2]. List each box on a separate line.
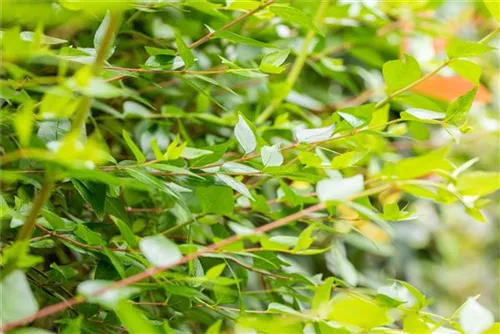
[188, 0, 276, 49]
[0, 202, 324, 332]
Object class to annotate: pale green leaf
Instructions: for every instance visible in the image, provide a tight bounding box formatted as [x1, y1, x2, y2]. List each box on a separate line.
[176, 32, 194, 68]
[261, 144, 283, 167]
[449, 59, 482, 83]
[295, 125, 334, 143]
[115, 301, 159, 334]
[0, 270, 39, 326]
[484, 1, 500, 21]
[316, 175, 364, 202]
[459, 298, 494, 334]
[270, 5, 324, 36]
[382, 55, 421, 93]
[122, 130, 146, 163]
[445, 87, 478, 126]
[139, 235, 182, 267]
[446, 40, 495, 58]
[205, 263, 226, 280]
[327, 293, 392, 329]
[77, 280, 138, 308]
[456, 172, 500, 196]
[217, 173, 254, 200]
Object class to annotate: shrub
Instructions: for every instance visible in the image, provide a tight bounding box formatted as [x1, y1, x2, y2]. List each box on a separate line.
[1, 1, 499, 333]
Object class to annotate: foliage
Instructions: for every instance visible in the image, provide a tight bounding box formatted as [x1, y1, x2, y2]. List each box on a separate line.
[0, 1, 499, 333]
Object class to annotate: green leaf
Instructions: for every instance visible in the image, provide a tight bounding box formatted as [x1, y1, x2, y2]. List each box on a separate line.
[331, 151, 368, 169]
[295, 225, 316, 252]
[41, 209, 66, 230]
[116, 301, 159, 334]
[446, 40, 495, 58]
[383, 148, 452, 180]
[181, 147, 213, 160]
[383, 203, 400, 220]
[61, 316, 82, 334]
[259, 50, 290, 74]
[195, 186, 235, 215]
[395, 280, 427, 309]
[298, 151, 322, 168]
[175, 33, 194, 68]
[449, 59, 482, 83]
[270, 5, 324, 36]
[382, 55, 421, 93]
[401, 108, 445, 122]
[316, 175, 364, 202]
[261, 144, 283, 167]
[327, 293, 392, 329]
[144, 55, 175, 69]
[74, 224, 106, 246]
[312, 277, 335, 311]
[234, 115, 257, 154]
[337, 103, 375, 128]
[403, 314, 429, 333]
[77, 280, 138, 308]
[267, 302, 303, 316]
[0, 270, 39, 326]
[205, 263, 226, 280]
[94, 11, 116, 59]
[484, 1, 500, 21]
[328, 242, 358, 286]
[139, 235, 182, 267]
[125, 169, 177, 198]
[217, 173, 254, 200]
[206, 319, 223, 334]
[123, 101, 152, 118]
[71, 180, 107, 220]
[165, 135, 187, 160]
[122, 130, 146, 164]
[144, 46, 175, 56]
[13, 101, 34, 147]
[149, 163, 203, 179]
[184, 0, 226, 18]
[103, 249, 126, 278]
[105, 197, 130, 225]
[20, 31, 67, 45]
[110, 216, 138, 249]
[456, 172, 500, 196]
[445, 86, 477, 126]
[1, 242, 43, 270]
[213, 30, 275, 48]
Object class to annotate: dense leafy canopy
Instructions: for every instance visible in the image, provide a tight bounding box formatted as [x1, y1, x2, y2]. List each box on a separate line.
[1, 1, 499, 333]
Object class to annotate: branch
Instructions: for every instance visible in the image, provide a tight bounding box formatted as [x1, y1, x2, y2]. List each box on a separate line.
[226, 256, 292, 280]
[375, 26, 500, 109]
[0, 181, 398, 331]
[16, 177, 54, 242]
[0, 202, 325, 331]
[7, 11, 123, 253]
[375, 60, 451, 109]
[188, 0, 276, 50]
[35, 224, 135, 253]
[104, 66, 259, 75]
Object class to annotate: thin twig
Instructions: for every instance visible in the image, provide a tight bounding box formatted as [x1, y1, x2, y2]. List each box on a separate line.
[0, 202, 325, 332]
[188, 0, 276, 50]
[226, 256, 291, 280]
[36, 224, 135, 253]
